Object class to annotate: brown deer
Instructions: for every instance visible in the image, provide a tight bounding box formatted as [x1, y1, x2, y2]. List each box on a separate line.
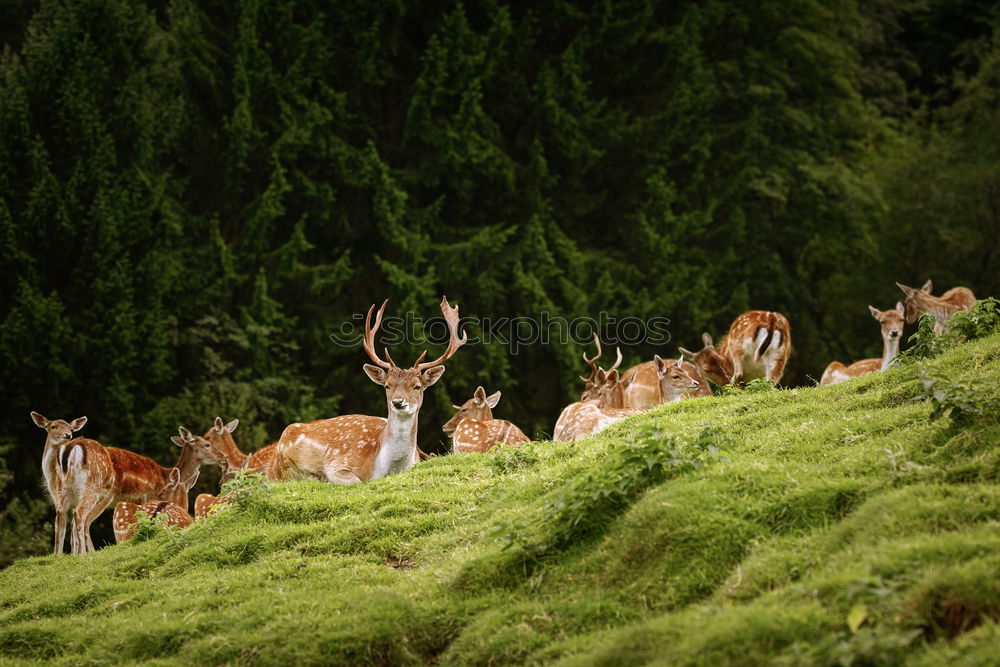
[198, 417, 277, 478]
[622, 356, 711, 408]
[31, 412, 223, 553]
[31, 412, 88, 554]
[578, 335, 621, 401]
[896, 279, 976, 333]
[679, 311, 792, 387]
[553, 367, 646, 442]
[268, 296, 466, 484]
[443, 386, 530, 454]
[820, 303, 905, 385]
[113, 479, 199, 543]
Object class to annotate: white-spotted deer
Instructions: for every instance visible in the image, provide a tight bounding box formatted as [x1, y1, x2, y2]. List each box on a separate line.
[31, 412, 222, 553]
[820, 303, 905, 385]
[113, 475, 199, 543]
[622, 356, 711, 408]
[191, 417, 276, 520]
[679, 311, 792, 387]
[443, 386, 530, 454]
[32, 412, 88, 554]
[577, 335, 621, 401]
[554, 366, 651, 442]
[268, 296, 466, 484]
[896, 279, 976, 333]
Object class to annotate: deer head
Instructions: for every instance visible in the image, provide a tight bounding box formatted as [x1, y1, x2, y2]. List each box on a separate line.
[868, 302, 905, 341]
[678, 332, 733, 387]
[654, 355, 700, 395]
[160, 467, 202, 507]
[30, 412, 87, 446]
[362, 296, 467, 418]
[171, 426, 230, 468]
[896, 281, 934, 324]
[580, 336, 622, 402]
[442, 386, 501, 433]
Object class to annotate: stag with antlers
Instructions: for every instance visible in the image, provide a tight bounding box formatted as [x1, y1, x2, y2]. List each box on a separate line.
[268, 296, 467, 484]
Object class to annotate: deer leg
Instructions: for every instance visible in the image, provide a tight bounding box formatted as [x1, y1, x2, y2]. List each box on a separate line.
[322, 464, 363, 485]
[72, 495, 109, 554]
[53, 503, 69, 554]
[766, 354, 788, 385]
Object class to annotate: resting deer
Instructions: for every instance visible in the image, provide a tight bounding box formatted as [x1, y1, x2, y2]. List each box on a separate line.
[113, 479, 199, 543]
[896, 279, 976, 333]
[31, 412, 222, 553]
[443, 386, 530, 453]
[820, 303, 905, 385]
[577, 335, 621, 401]
[268, 296, 466, 483]
[679, 310, 792, 387]
[622, 356, 711, 408]
[553, 366, 650, 442]
[199, 417, 278, 477]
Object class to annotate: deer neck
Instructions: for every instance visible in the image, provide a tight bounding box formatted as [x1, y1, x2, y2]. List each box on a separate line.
[217, 430, 247, 469]
[880, 335, 900, 370]
[172, 446, 201, 485]
[374, 406, 419, 478]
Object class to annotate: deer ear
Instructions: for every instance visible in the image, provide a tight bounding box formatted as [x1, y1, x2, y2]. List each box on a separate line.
[30, 411, 49, 429]
[678, 347, 696, 361]
[895, 301, 905, 314]
[241, 454, 252, 471]
[473, 386, 487, 402]
[701, 332, 714, 348]
[225, 419, 239, 433]
[921, 279, 933, 293]
[868, 305, 881, 319]
[421, 365, 446, 387]
[178, 426, 194, 442]
[168, 467, 181, 486]
[653, 354, 667, 375]
[896, 282, 916, 297]
[607, 369, 619, 383]
[485, 391, 501, 408]
[214, 417, 225, 433]
[363, 364, 389, 386]
[171, 436, 185, 448]
[69, 416, 87, 432]
[674, 357, 684, 369]
[183, 469, 201, 490]
[596, 368, 606, 383]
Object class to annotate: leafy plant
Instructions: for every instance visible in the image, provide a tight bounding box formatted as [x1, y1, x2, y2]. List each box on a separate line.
[883, 446, 930, 480]
[219, 470, 272, 510]
[944, 298, 1000, 343]
[130, 508, 184, 543]
[915, 368, 996, 425]
[720, 378, 777, 396]
[895, 314, 946, 364]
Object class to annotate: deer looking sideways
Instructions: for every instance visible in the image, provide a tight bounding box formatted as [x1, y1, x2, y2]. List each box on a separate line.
[443, 386, 530, 454]
[680, 310, 792, 387]
[31, 412, 216, 553]
[622, 354, 711, 409]
[192, 417, 277, 519]
[820, 303, 905, 386]
[896, 279, 976, 333]
[267, 296, 466, 484]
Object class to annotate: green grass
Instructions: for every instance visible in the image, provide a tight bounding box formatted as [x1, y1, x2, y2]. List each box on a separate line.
[2, 335, 1000, 665]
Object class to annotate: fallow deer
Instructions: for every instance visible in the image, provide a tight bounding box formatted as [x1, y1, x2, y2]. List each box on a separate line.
[896, 279, 976, 333]
[31, 412, 223, 553]
[268, 296, 466, 484]
[553, 367, 647, 442]
[578, 335, 621, 401]
[820, 303, 905, 385]
[113, 475, 199, 543]
[32, 412, 88, 554]
[622, 357, 711, 408]
[679, 311, 792, 387]
[443, 386, 530, 454]
[198, 417, 277, 478]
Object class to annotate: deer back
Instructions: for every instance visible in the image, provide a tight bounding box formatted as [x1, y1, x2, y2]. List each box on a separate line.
[270, 415, 387, 481]
[113, 500, 193, 543]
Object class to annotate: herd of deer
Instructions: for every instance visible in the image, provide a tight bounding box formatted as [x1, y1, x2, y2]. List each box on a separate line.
[31, 281, 977, 555]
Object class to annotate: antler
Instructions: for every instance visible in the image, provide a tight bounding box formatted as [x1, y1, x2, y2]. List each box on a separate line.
[415, 296, 468, 370]
[363, 300, 395, 370]
[579, 334, 603, 382]
[608, 347, 623, 373]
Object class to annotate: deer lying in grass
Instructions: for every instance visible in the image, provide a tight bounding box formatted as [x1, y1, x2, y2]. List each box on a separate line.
[443, 387, 530, 453]
[190, 417, 276, 519]
[554, 363, 669, 442]
[622, 356, 711, 408]
[113, 476, 199, 543]
[679, 310, 792, 387]
[268, 296, 466, 484]
[896, 279, 976, 333]
[820, 303, 905, 386]
[30, 412, 223, 553]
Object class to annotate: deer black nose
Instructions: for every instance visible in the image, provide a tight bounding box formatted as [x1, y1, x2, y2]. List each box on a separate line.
[392, 399, 406, 409]
[691, 381, 699, 388]
[889, 330, 900, 338]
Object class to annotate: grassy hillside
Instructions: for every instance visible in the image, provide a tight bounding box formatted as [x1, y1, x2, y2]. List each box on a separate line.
[2, 335, 999, 665]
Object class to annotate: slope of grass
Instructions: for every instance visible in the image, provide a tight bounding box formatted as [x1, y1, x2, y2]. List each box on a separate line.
[2, 334, 999, 665]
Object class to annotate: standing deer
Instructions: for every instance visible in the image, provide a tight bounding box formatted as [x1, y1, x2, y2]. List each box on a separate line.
[113, 476, 199, 543]
[268, 296, 466, 484]
[31, 412, 223, 553]
[820, 303, 905, 385]
[32, 412, 88, 554]
[679, 311, 792, 387]
[622, 356, 711, 408]
[443, 386, 530, 453]
[896, 279, 976, 333]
